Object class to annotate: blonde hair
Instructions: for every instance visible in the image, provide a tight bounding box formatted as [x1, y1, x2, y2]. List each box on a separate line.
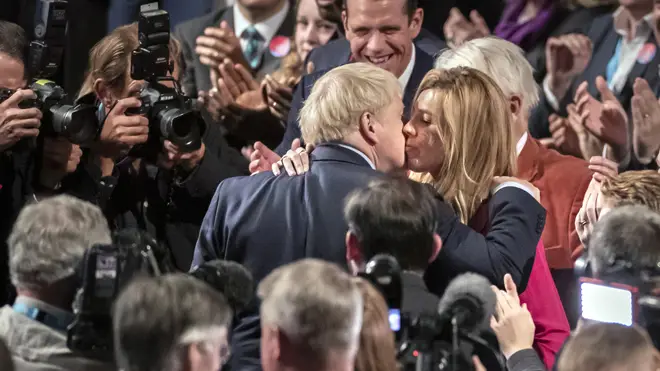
[600, 170, 660, 213]
[435, 36, 539, 113]
[78, 23, 181, 99]
[409, 68, 516, 224]
[299, 62, 402, 146]
[353, 278, 398, 371]
[258, 259, 363, 360]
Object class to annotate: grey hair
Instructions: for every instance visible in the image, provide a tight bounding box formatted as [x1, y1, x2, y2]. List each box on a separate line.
[588, 205, 660, 276]
[8, 195, 111, 290]
[258, 259, 363, 360]
[434, 36, 540, 112]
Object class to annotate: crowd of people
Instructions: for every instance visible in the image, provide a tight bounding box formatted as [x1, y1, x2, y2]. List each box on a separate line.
[1, 0, 660, 370]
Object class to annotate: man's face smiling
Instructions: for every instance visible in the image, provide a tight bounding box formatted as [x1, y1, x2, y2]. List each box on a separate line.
[342, 0, 422, 78]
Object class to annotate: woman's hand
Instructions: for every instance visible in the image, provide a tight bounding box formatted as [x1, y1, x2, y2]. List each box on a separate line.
[272, 139, 315, 176]
[490, 274, 535, 360]
[97, 97, 149, 159]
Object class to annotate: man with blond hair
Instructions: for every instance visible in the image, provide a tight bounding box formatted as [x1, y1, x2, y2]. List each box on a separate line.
[258, 259, 362, 371]
[435, 37, 594, 331]
[194, 62, 546, 371]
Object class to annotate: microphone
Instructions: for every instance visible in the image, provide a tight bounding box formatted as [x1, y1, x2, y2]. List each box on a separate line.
[359, 254, 403, 311]
[190, 260, 255, 313]
[437, 273, 496, 333]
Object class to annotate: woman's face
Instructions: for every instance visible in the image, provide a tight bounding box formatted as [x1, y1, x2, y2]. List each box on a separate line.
[403, 89, 445, 174]
[295, 0, 338, 62]
[107, 57, 181, 108]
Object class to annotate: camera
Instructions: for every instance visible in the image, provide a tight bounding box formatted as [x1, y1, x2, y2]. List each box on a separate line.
[67, 229, 177, 361]
[360, 255, 504, 371]
[127, 6, 204, 161]
[0, 82, 99, 145]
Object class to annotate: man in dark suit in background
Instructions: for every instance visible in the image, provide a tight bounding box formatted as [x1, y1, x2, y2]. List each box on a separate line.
[271, 0, 439, 155]
[175, 0, 295, 97]
[194, 63, 545, 371]
[343, 176, 442, 315]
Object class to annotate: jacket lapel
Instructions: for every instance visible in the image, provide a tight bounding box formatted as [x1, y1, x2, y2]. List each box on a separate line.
[256, 7, 296, 78]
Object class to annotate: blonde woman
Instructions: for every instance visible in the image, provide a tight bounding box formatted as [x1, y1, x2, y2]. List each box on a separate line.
[404, 67, 568, 369]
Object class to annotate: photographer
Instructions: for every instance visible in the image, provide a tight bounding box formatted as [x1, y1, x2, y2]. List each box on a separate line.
[0, 195, 114, 371]
[72, 23, 248, 271]
[113, 274, 232, 371]
[343, 176, 443, 315]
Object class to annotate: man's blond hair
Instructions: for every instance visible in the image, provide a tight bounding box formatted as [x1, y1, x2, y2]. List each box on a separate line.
[600, 170, 660, 213]
[299, 62, 402, 146]
[258, 259, 363, 359]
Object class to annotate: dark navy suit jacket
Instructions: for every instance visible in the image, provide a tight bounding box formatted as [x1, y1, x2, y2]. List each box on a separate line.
[193, 143, 544, 371]
[274, 40, 437, 155]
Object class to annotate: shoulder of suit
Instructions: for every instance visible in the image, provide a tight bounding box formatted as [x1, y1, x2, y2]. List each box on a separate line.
[534, 143, 593, 183]
[175, 8, 228, 40]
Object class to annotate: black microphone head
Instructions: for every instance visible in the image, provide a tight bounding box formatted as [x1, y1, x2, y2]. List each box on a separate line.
[190, 260, 254, 313]
[362, 254, 402, 310]
[437, 273, 496, 332]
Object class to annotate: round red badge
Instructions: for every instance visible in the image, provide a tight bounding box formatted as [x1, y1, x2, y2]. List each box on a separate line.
[269, 36, 291, 58]
[637, 43, 657, 65]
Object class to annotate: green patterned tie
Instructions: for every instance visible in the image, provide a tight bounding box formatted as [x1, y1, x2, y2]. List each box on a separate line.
[243, 26, 263, 69]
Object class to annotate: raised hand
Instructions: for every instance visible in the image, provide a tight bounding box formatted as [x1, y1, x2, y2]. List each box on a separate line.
[97, 97, 149, 159]
[0, 89, 42, 152]
[631, 78, 660, 163]
[195, 21, 250, 71]
[263, 75, 295, 123]
[249, 141, 281, 174]
[546, 34, 592, 100]
[548, 113, 582, 157]
[443, 8, 490, 48]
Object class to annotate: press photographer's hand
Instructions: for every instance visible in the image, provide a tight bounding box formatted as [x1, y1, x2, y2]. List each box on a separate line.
[0, 89, 42, 152]
[97, 97, 149, 159]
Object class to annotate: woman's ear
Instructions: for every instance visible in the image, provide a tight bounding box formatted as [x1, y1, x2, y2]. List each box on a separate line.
[358, 111, 378, 145]
[93, 78, 114, 108]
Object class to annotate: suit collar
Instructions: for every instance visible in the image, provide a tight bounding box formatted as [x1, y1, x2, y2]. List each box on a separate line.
[517, 135, 541, 182]
[311, 143, 375, 169]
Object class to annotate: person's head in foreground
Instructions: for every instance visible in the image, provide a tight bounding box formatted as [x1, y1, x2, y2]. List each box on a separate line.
[258, 259, 363, 371]
[557, 322, 660, 371]
[8, 195, 112, 310]
[587, 204, 660, 278]
[299, 62, 405, 173]
[434, 36, 540, 142]
[406, 66, 516, 223]
[344, 176, 442, 274]
[353, 277, 399, 371]
[113, 274, 232, 371]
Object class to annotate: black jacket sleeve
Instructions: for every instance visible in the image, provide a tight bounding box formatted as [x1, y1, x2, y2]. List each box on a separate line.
[508, 349, 548, 371]
[425, 187, 544, 294]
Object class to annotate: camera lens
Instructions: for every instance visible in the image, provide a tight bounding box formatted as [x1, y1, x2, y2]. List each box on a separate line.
[158, 108, 202, 152]
[51, 104, 100, 145]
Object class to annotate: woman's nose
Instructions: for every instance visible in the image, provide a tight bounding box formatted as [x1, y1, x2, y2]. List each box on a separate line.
[403, 121, 415, 136]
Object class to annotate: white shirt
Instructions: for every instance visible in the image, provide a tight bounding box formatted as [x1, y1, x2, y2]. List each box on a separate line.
[233, 1, 290, 57]
[543, 7, 654, 110]
[398, 45, 416, 90]
[338, 144, 376, 169]
[516, 132, 528, 156]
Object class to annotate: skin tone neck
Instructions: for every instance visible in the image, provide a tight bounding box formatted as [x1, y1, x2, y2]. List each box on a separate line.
[237, 0, 288, 24]
[341, 134, 396, 173]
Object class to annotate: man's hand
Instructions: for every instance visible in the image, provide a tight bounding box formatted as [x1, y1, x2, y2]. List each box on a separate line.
[491, 176, 540, 202]
[0, 89, 42, 152]
[264, 75, 295, 123]
[159, 141, 206, 172]
[443, 8, 490, 48]
[490, 274, 535, 360]
[39, 137, 83, 189]
[97, 97, 149, 159]
[546, 34, 592, 100]
[631, 78, 660, 162]
[574, 77, 629, 161]
[195, 21, 249, 71]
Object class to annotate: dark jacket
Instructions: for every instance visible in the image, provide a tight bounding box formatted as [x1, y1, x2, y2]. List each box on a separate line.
[194, 143, 545, 371]
[275, 43, 436, 155]
[175, 5, 296, 97]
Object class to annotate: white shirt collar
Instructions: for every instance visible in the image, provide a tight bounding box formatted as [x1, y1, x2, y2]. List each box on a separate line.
[612, 7, 654, 39]
[398, 45, 416, 90]
[233, 1, 290, 44]
[337, 144, 376, 169]
[516, 132, 528, 156]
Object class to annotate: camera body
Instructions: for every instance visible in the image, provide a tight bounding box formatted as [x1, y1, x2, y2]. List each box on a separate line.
[67, 229, 176, 361]
[128, 6, 204, 160]
[0, 82, 99, 145]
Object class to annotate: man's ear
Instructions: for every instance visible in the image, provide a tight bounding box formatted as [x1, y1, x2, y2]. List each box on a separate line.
[342, 10, 349, 34]
[93, 78, 114, 108]
[345, 231, 363, 275]
[510, 95, 523, 121]
[358, 111, 379, 145]
[409, 8, 423, 39]
[429, 233, 442, 262]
